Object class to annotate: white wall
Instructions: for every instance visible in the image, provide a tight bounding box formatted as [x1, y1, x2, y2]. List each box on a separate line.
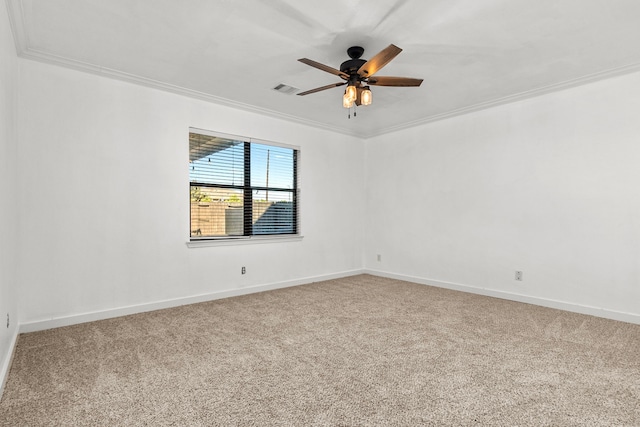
[16, 60, 364, 327]
[0, 1, 19, 388]
[364, 70, 640, 322]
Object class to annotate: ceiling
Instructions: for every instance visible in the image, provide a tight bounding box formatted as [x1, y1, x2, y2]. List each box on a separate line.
[7, 0, 640, 138]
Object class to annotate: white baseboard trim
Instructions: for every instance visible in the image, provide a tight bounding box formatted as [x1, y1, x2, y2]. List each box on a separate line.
[365, 269, 640, 325]
[19, 269, 365, 334]
[0, 328, 19, 400]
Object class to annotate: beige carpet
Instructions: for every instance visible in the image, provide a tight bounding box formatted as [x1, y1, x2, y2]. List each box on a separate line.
[1, 274, 639, 426]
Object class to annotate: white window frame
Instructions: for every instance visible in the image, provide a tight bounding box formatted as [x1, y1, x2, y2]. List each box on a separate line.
[187, 128, 302, 248]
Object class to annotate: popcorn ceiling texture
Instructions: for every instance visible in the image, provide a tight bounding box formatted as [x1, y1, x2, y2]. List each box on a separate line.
[1, 274, 639, 425]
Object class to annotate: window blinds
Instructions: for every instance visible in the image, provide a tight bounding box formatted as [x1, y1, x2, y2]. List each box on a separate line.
[189, 131, 298, 239]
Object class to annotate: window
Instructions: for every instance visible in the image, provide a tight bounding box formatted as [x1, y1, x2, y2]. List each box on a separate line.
[189, 130, 299, 240]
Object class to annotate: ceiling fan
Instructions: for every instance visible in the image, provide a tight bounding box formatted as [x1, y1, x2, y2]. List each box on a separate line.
[297, 44, 423, 110]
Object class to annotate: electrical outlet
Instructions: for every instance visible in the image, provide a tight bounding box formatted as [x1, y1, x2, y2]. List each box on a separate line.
[6, 313, 9, 328]
[377, 254, 381, 262]
[515, 271, 523, 281]
[241, 266, 246, 275]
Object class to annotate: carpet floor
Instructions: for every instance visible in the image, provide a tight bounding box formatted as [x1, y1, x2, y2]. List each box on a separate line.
[1, 274, 639, 426]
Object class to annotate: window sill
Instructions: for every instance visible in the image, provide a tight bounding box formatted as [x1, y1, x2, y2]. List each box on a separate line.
[186, 235, 304, 248]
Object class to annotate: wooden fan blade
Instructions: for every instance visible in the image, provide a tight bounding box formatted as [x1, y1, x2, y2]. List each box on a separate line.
[368, 76, 423, 87]
[298, 58, 349, 79]
[357, 44, 402, 78]
[297, 82, 346, 96]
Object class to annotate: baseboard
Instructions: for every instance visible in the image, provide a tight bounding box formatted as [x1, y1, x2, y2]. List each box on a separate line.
[365, 269, 640, 325]
[16, 268, 640, 333]
[0, 327, 19, 400]
[19, 269, 365, 334]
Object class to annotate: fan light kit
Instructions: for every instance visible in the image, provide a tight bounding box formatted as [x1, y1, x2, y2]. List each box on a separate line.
[298, 44, 423, 118]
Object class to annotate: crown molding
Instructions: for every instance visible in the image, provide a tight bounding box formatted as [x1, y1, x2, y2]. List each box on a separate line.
[7, 0, 640, 139]
[372, 61, 640, 138]
[4, 0, 358, 137]
[21, 47, 361, 137]
[5, 0, 27, 54]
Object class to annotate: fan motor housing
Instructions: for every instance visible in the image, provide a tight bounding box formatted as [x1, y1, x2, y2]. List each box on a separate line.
[340, 46, 367, 76]
[340, 59, 366, 75]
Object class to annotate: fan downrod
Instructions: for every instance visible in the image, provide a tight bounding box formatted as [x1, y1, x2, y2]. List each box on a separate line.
[341, 46, 366, 75]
